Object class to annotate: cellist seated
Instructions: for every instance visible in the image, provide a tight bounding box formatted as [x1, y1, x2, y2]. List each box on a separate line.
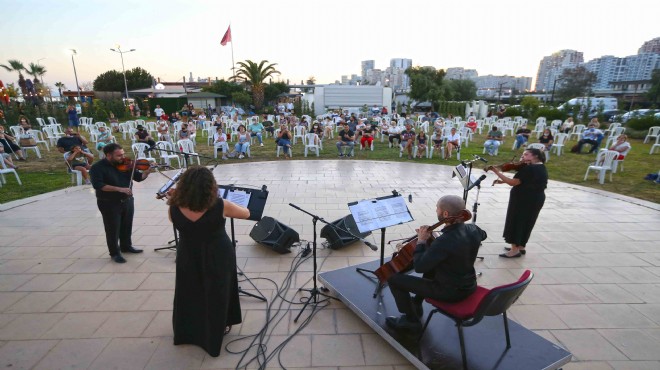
[386, 195, 487, 332]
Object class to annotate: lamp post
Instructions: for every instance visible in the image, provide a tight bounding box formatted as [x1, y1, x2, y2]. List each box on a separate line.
[109, 46, 136, 101]
[69, 49, 81, 102]
[550, 76, 564, 105]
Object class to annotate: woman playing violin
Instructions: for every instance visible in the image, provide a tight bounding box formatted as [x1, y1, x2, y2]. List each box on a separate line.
[385, 195, 487, 332]
[489, 148, 548, 258]
[89, 143, 153, 264]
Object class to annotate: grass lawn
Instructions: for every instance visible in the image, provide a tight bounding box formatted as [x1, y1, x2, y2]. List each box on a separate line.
[1, 124, 658, 204]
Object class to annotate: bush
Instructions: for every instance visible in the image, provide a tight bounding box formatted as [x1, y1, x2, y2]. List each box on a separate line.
[503, 106, 523, 117]
[534, 107, 567, 122]
[626, 116, 660, 132]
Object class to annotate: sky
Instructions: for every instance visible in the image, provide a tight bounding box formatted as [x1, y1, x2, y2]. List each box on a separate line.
[1, 0, 658, 94]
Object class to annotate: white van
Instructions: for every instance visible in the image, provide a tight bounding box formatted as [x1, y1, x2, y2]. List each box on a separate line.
[558, 97, 618, 112]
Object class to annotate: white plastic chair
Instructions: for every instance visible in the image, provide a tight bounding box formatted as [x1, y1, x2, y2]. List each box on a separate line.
[551, 133, 568, 156]
[131, 143, 156, 163]
[0, 160, 22, 186]
[47, 117, 59, 126]
[293, 125, 306, 145]
[584, 150, 619, 184]
[9, 126, 24, 137]
[62, 153, 82, 186]
[155, 141, 181, 168]
[650, 135, 660, 154]
[36, 118, 46, 127]
[213, 140, 230, 159]
[526, 143, 548, 162]
[569, 125, 586, 142]
[176, 139, 200, 166]
[26, 129, 49, 151]
[643, 126, 660, 144]
[532, 122, 546, 138]
[304, 133, 321, 157]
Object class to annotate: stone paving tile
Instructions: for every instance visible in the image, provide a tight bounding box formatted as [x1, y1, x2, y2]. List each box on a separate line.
[608, 361, 660, 370]
[5, 291, 68, 313]
[581, 284, 645, 304]
[89, 337, 160, 370]
[41, 312, 111, 339]
[362, 333, 410, 366]
[631, 304, 660, 325]
[95, 290, 153, 311]
[137, 272, 175, 290]
[588, 304, 659, 329]
[509, 305, 568, 329]
[56, 272, 113, 291]
[16, 273, 74, 291]
[96, 272, 150, 290]
[312, 334, 365, 367]
[62, 258, 109, 273]
[545, 284, 602, 304]
[551, 329, 628, 361]
[141, 310, 172, 337]
[0, 312, 65, 340]
[0, 339, 58, 369]
[0, 292, 28, 311]
[93, 311, 157, 338]
[598, 329, 660, 360]
[33, 338, 111, 370]
[144, 336, 206, 370]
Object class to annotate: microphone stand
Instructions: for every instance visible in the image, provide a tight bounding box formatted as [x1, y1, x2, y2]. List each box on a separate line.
[288, 203, 341, 323]
[460, 156, 486, 272]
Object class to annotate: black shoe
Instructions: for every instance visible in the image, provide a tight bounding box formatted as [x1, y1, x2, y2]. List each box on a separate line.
[120, 246, 143, 254]
[499, 252, 522, 258]
[111, 254, 127, 263]
[504, 247, 526, 255]
[385, 315, 422, 332]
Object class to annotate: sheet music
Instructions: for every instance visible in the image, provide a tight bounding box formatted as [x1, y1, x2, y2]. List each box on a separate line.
[349, 195, 413, 233]
[226, 190, 251, 208]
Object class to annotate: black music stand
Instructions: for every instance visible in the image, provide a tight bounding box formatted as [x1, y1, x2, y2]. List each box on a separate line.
[454, 159, 486, 272]
[352, 191, 414, 297]
[218, 184, 269, 302]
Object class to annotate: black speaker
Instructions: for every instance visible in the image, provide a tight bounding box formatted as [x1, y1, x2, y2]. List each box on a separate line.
[249, 216, 299, 254]
[320, 214, 371, 250]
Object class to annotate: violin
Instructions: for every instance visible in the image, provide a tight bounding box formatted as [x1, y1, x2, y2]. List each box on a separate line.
[115, 158, 161, 172]
[373, 209, 473, 284]
[485, 157, 528, 173]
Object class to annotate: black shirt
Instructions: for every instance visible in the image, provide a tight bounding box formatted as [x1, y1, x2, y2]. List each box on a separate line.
[516, 128, 531, 138]
[90, 158, 144, 201]
[338, 129, 355, 142]
[57, 136, 84, 152]
[413, 223, 487, 292]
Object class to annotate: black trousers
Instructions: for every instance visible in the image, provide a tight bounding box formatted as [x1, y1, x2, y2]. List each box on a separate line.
[389, 134, 401, 144]
[388, 273, 471, 319]
[577, 139, 599, 153]
[97, 198, 134, 256]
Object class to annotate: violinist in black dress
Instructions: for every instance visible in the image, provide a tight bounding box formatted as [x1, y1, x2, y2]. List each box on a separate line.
[489, 148, 548, 258]
[167, 166, 250, 357]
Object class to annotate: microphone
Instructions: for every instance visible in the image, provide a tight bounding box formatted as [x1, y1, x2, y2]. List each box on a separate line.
[362, 239, 378, 251]
[467, 175, 487, 191]
[473, 155, 488, 163]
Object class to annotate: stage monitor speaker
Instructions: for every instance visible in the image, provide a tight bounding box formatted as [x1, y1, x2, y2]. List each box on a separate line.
[320, 214, 372, 250]
[249, 216, 299, 254]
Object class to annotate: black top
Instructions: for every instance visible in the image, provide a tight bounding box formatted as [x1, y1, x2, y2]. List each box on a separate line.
[339, 129, 355, 142]
[539, 134, 554, 144]
[413, 223, 487, 292]
[56, 136, 84, 151]
[90, 158, 144, 201]
[516, 128, 531, 137]
[503, 164, 548, 246]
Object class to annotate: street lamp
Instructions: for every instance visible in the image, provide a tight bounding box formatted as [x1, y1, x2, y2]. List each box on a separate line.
[550, 76, 564, 105]
[37, 57, 50, 100]
[109, 46, 136, 101]
[69, 49, 82, 102]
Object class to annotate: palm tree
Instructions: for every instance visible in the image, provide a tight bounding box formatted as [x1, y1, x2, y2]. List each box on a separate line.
[0, 60, 26, 94]
[232, 60, 280, 110]
[26, 63, 46, 83]
[55, 82, 65, 98]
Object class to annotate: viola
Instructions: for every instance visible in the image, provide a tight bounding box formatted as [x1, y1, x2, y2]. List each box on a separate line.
[115, 158, 158, 172]
[374, 209, 473, 284]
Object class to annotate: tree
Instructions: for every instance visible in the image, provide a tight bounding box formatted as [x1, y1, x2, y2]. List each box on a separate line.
[202, 79, 244, 97]
[647, 68, 660, 105]
[446, 79, 477, 101]
[232, 60, 280, 110]
[405, 66, 447, 110]
[26, 63, 46, 83]
[0, 60, 26, 94]
[54, 82, 65, 98]
[556, 66, 596, 101]
[93, 67, 153, 92]
[264, 82, 289, 105]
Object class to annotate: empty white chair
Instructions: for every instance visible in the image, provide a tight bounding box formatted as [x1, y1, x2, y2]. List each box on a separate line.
[0, 160, 22, 186]
[176, 139, 200, 166]
[47, 117, 59, 126]
[551, 133, 568, 156]
[155, 141, 181, 168]
[293, 125, 306, 145]
[36, 118, 46, 127]
[131, 143, 157, 163]
[644, 126, 660, 144]
[650, 135, 660, 154]
[304, 133, 321, 157]
[584, 150, 619, 184]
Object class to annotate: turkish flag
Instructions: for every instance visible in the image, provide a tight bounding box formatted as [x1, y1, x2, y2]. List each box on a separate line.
[220, 26, 232, 46]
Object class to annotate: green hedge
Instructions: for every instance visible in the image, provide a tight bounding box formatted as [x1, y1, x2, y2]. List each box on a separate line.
[626, 116, 660, 132]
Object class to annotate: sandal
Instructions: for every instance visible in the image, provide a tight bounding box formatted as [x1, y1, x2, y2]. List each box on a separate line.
[224, 326, 232, 335]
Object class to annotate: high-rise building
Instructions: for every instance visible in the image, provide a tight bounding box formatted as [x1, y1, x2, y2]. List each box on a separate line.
[445, 67, 478, 80]
[639, 37, 660, 54]
[390, 58, 412, 90]
[534, 50, 584, 92]
[473, 75, 532, 92]
[361, 60, 375, 81]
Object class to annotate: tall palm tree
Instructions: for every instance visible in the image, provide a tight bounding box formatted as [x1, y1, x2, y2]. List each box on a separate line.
[232, 60, 280, 110]
[54, 82, 65, 98]
[26, 63, 46, 83]
[0, 60, 26, 81]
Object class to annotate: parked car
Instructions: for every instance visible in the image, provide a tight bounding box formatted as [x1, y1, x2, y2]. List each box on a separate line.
[616, 109, 659, 123]
[589, 109, 627, 122]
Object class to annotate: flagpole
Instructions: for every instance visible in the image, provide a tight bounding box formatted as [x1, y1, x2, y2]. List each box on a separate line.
[230, 23, 236, 80]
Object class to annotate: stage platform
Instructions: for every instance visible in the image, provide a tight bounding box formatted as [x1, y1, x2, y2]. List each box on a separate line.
[319, 259, 572, 370]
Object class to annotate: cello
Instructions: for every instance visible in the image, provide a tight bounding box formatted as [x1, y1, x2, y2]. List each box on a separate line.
[374, 209, 472, 283]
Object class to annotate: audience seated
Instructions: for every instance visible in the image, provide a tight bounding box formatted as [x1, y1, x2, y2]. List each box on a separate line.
[538, 128, 554, 152]
[134, 125, 156, 147]
[336, 122, 355, 157]
[232, 125, 250, 159]
[575, 123, 604, 154]
[465, 117, 477, 133]
[444, 127, 460, 159]
[310, 121, 323, 145]
[0, 126, 26, 161]
[484, 126, 503, 155]
[65, 145, 94, 184]
[56, 127, 90, 154]
[276, 124, 293, 159]
[96, 126, 114, 151]
[0, 145, 18, 169]
[560, 117, 574, 133]
[400, 123, 416, 159]
[213, 126, 229, 160]
[361, 122, 375, 149]
[248, 118, 265, 146]
[514, 123, 531, 149]
[388, 123, 402, 147]
[157, 120, 171, 142]
[608, 134, 631, 160]
[416, 131, 428, 158]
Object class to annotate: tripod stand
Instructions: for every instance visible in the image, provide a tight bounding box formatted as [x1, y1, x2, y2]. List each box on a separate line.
[229, 217, 267, 302]
[288, 203, 339, 323]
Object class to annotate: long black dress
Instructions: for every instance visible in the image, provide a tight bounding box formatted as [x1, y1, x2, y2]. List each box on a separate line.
[171, 199, 241, 357]
[502, 163, 548, 247]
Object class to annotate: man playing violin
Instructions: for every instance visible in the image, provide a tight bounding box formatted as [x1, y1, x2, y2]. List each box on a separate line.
[90, 143, 153, 263]
[386, 195, 487, 332]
